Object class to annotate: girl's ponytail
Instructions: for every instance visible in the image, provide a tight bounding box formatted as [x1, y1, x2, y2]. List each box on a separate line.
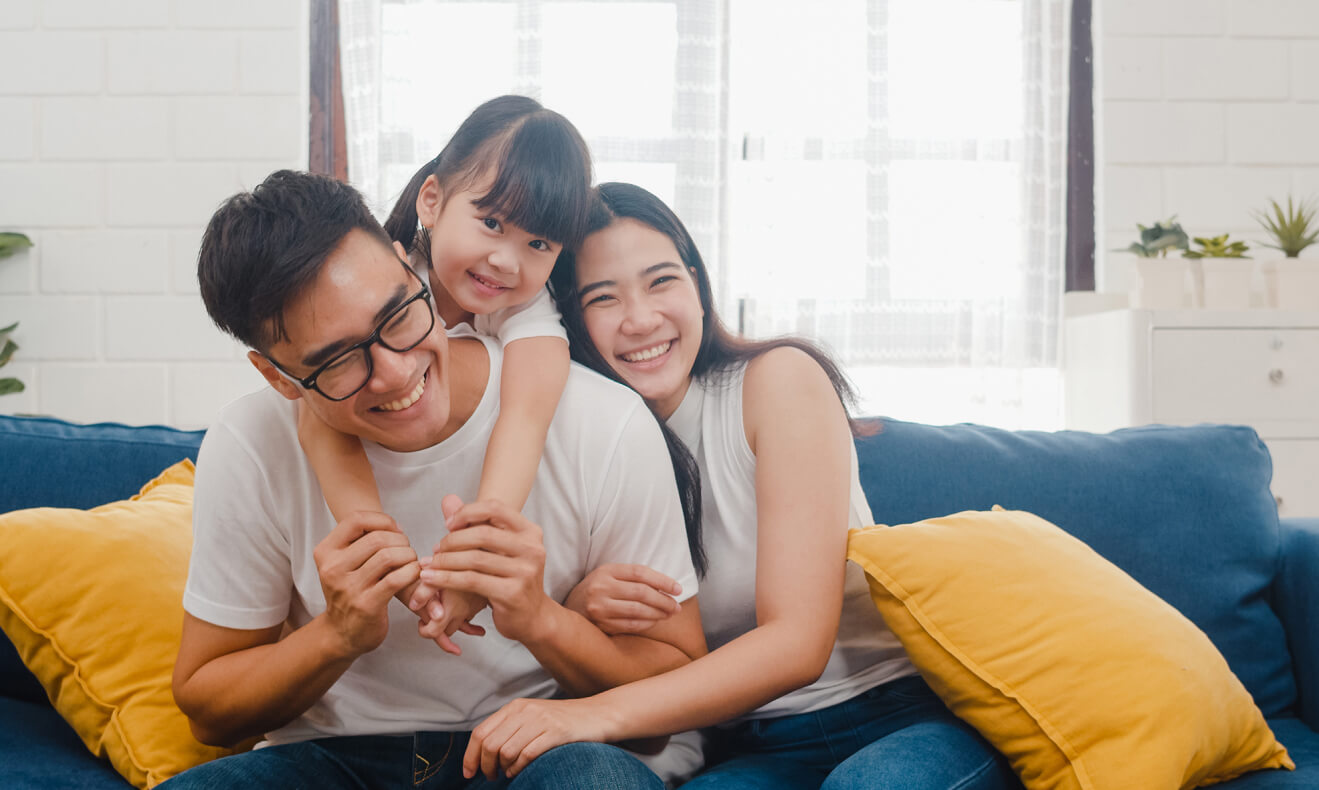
[383, 156, 438, 254]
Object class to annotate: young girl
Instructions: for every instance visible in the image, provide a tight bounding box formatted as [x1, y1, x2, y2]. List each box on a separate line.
[297, 95, 592, 652]
[452, 183, 1016, 789]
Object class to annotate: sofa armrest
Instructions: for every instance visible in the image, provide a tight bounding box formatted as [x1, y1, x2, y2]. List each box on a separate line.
[1276, 517, 1319, 730]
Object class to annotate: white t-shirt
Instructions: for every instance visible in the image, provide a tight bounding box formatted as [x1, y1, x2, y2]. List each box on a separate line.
[667, 362, 916, 723]
[184, 335, 698, 744]
[468, 285, 567, 345]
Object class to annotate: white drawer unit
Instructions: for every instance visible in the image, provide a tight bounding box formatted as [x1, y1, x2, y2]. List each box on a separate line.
[1065, 309, 1319, 517]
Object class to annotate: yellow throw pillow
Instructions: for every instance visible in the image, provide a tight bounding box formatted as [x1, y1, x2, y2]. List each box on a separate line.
[847, 507, 1293, 790]
[0, 460, 238, 788]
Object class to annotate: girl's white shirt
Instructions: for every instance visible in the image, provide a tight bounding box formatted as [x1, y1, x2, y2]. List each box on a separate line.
[667, 362, 917, 723]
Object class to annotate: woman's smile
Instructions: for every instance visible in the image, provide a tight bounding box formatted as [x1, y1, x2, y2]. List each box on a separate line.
[576, 218, 704, 418]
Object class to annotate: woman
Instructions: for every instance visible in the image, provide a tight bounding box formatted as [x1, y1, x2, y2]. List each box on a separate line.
[459, 183, 1015, 790]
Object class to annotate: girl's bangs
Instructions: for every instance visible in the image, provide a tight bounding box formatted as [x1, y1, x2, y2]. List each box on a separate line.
[471, 116, 592, 248]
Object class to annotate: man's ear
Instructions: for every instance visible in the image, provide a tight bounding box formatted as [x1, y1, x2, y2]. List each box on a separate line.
[416, 174, 443, 228]
[248, 350, 302, 402]
[393, 240, 409, 260]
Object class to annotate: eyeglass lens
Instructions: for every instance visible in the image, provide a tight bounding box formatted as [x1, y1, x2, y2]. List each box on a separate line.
[316, 296, 434, 399]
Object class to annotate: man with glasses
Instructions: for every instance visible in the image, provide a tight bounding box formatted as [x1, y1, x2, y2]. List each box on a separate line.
[162, 171, 703, 789]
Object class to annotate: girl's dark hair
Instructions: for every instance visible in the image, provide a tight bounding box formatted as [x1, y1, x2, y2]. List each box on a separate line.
[383, 95, 593, 261]
[552, 182, 873, 435]
[550, 183, 875, 577]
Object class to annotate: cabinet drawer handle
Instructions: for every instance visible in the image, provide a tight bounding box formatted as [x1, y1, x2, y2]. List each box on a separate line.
[1269, 368, 1285, 384]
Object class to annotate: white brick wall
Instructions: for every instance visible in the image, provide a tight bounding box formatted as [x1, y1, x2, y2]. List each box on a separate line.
[0, 1, 308, 428]
[1098, 0, 1319, 292]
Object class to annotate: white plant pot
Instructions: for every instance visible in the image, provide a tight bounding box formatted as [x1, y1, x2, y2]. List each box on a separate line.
[1196, 259, 1254, 310]
[1130, 258, 1190, 309]
[1270, 258, 1319, 310]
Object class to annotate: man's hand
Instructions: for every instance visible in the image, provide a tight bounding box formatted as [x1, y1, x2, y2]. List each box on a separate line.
[418, 496, 551, 644]
[565, 564, 682, 635]
[314, 511, 420, 658]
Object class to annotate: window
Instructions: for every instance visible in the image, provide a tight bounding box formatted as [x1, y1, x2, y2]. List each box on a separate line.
[340, 0, 1070, 428]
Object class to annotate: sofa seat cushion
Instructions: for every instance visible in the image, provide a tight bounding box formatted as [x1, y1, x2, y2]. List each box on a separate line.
[1218, 719, 1319, 789]
[854, 419, 1295, 718]
[0, 696, 130, 789]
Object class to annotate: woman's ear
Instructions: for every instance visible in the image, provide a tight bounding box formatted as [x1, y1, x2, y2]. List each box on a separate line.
[416, 174, 443, 228]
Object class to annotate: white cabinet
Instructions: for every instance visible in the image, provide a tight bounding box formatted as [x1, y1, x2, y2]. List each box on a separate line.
[1064, 309, 1319, 517]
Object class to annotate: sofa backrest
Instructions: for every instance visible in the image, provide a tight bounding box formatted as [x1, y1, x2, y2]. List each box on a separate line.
[854, 418, 1296, 719]
[0, 415, 205, 513]
[0, 414, 205, 702]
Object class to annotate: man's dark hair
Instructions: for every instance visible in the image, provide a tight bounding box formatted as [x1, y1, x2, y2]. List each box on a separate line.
[197, 170, 392, 351]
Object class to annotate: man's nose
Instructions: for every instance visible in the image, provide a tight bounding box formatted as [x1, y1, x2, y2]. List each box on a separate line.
[365, 343, 414, 392]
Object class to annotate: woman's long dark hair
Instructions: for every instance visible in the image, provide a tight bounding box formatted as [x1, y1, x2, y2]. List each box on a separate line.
[550, 183, 876, 577]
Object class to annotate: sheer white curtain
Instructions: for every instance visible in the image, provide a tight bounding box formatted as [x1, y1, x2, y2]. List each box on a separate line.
[340, 0, 1070, 429]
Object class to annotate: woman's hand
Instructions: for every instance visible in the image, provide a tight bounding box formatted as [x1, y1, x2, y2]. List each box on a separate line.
[463, 697, 609, 780]
[564, 563, 682, 635]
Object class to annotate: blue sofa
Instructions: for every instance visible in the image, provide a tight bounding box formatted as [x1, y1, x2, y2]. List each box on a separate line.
[0, 413, 1315, 788]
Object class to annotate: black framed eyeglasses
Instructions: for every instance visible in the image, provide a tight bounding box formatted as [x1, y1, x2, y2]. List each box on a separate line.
[270, 265, 436, 402]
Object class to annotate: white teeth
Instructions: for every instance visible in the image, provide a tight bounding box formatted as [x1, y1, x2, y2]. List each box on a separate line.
[472, 272, 507, 290]
[377, 374, 426, 412]
[622, 341, 671, 363]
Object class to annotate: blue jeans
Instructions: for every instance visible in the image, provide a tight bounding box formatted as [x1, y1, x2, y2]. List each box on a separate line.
[158, 732, 663, 790]
[681, 675, 1019, 790]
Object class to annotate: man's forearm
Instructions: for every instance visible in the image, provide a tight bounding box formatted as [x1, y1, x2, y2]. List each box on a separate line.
[520, 601, 699, 698]
[175, 614, 357, 747]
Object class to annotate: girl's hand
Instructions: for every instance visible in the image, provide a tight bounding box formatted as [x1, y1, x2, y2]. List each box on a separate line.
[414, 569, 488, 654]
[564, 563, 682, 635]
[464, 697, 607, 780]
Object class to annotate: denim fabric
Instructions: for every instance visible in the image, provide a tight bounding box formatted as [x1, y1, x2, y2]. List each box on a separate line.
[854, 419, 1295, 719]
[157, 733, 661, 790]
[680, 676, 1018, 790]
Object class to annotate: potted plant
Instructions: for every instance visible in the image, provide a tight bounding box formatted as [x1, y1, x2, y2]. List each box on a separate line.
[1120, 217, 1190, 309]
[0, 232, 32, 395]
[1254, 197, 1319, 310]
[1183, 233, 1251, 310]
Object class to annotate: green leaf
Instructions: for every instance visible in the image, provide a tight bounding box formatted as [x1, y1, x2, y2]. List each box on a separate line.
[1122, 241, 1153, 258]
[0, 233, 33, 260]
[0, 321, 16, 335]
[0, 338, 16, 367]
[0, 377, 24, 395]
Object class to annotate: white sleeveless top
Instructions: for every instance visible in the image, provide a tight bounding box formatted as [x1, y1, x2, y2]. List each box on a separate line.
[667, 362, 916, 722]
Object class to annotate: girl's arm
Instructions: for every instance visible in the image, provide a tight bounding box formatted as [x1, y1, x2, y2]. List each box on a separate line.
[479, 335, 570, 508]
[462, 347, 855, 779]
[299, 400, 473, 651]
[411, 335, 570, 654]
[296, 400, 383, 518]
